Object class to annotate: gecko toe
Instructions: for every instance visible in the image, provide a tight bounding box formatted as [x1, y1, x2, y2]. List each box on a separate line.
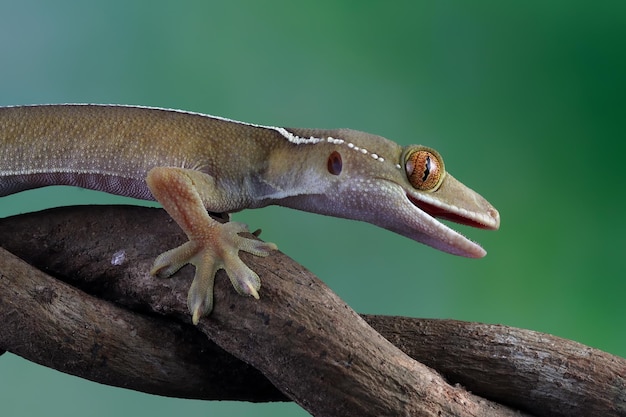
[223, 254, 262, 298]
[151, 241, 197, 278]
[187, 252, 219, 324]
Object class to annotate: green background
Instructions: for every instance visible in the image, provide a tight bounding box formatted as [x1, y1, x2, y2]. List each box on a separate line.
[0, 1, 624, 416]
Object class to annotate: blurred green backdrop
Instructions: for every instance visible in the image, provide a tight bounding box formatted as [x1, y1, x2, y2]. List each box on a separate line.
[0, 1, 624, 416]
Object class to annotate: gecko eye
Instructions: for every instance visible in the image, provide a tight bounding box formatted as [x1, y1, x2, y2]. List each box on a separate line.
[405, 148, 444, 191]
[327, 151, 343, 175]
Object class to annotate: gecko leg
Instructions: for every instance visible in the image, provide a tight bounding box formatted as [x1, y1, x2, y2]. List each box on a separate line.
[146, 167, 277, 324]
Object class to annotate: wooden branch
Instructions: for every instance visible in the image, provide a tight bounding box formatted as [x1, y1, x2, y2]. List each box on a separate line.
[364, 316, 626, 417]
[0, 206, 623, 416]
[0, 246, 285, 402]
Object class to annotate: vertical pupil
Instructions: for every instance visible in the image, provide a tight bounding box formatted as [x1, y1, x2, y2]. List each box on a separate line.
[422, 156, 431, 182]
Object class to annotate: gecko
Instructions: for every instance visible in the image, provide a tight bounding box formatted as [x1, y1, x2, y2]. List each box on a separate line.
[0, 104, 500, 324]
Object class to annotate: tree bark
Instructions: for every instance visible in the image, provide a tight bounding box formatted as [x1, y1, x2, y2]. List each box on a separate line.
[0, 246, 283, 401]
[0, 206, 623, 416]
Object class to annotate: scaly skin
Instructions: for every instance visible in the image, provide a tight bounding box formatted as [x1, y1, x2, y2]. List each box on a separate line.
[0, 104, 500, 323]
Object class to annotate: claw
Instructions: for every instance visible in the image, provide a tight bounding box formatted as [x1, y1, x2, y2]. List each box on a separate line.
[247, 283, 260, 300]
[191, 308, 202, 326]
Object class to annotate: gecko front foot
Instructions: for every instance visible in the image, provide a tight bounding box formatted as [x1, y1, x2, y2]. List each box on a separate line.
[151, 221, 277, 324]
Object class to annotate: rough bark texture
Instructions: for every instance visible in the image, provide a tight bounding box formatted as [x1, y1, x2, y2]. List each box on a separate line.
[0, 206, 624, 416]
[365, 315, 626, 417]
[0, 247, 283, 401]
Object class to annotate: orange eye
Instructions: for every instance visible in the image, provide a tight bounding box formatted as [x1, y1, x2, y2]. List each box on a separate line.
[327, 151, 342, 175]
[405, 149, 443, 190]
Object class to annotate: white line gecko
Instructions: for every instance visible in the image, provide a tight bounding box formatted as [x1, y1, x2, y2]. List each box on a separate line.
[0, 104, 500, 323]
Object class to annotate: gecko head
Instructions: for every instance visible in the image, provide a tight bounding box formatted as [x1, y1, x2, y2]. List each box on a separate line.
[390, 145, 500, 257]
[279, 129, 500, 258]
[399, 145, 500, 230]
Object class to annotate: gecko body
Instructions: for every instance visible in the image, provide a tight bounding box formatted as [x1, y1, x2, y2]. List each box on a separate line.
[0, 104, 500, 323]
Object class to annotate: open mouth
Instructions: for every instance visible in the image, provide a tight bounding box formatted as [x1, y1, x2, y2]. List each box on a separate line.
[407, 193, 498, 230]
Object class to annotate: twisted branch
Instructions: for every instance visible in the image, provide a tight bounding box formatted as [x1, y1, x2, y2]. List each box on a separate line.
[0, 206, 623, 416]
